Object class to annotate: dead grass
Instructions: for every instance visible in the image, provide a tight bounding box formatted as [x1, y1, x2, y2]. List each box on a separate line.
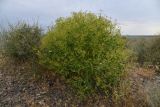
[134, 68, 156, 79]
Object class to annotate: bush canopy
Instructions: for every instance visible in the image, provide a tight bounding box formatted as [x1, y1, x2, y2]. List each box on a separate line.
[39, 12, 127, 96]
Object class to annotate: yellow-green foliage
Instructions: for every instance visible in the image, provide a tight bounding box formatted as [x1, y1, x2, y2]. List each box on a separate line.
[39, 12, 128, 97]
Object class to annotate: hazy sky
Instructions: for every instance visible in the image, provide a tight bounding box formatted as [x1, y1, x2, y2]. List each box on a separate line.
[0, 0, 160, 35]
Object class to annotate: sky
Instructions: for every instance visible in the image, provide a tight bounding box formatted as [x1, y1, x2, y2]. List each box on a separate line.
[0, 0, 160, 35]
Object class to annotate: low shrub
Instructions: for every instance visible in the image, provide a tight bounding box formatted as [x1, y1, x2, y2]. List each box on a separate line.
[3, 22, 42, 60]
[147, 36, 160, 65]
[127, 36, 160, 66]
[39, 12, 128, 97]
[0, 28, 7, 53]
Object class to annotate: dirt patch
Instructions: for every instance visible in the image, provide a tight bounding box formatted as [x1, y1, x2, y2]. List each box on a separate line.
[0, 58, 110, 107]
[129, 67, 160, 107]
[1, 58, 160, 107]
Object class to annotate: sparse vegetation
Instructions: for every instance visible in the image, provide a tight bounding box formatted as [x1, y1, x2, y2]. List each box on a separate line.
[127, 36, 160, 67]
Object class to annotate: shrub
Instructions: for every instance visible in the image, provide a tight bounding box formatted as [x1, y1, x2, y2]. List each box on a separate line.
[127, 38, 152, 66]
[147, 36, 160, 65]
[135, 39, 149, 66]
[3, 22, 42, 60]
[39, 12, 128, 97]
[131, 36, 160, 66]
[0, 28, 7, 53]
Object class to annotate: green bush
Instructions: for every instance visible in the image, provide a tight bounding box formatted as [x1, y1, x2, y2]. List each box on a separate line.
[39, 12, 127, 97]
[3, 22, 42, 60]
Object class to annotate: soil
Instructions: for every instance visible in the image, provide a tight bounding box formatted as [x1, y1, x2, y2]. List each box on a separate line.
[0, 60, 76, 107]
[0, 58, 160, 107]
[129, 67, 160, 107]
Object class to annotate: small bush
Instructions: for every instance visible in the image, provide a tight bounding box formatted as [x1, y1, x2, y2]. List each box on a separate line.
[39, 12, 128, 97]
[0, 28, 7, 53]
[127, 38, 153, 66]
[135, 39, 149, 66]
[3, 22, 42, 60]
[147, 36, 160, 65]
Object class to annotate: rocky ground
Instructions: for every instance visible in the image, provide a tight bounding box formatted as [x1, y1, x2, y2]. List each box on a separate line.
[129, 67, 160, 107]
[0, 58, 160, 107]
[0, 58, 108, 107]
[0, 59, 76, 107]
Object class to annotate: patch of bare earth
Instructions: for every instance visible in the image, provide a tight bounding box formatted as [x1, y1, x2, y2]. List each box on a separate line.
[0, 58, 110, 107]
[0, 58, 74, 107]
[1, 56, 160, 107]
[129, 67, 160, 107]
